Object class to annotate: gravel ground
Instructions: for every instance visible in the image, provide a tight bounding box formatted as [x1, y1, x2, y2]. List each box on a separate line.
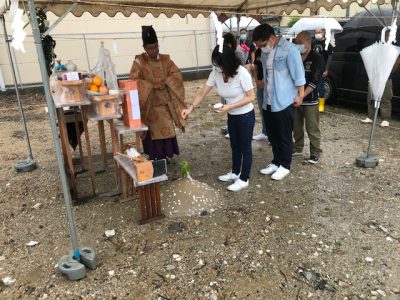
[0, 80, 400, 300]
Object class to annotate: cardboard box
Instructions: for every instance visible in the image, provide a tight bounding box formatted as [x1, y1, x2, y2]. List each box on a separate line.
[119, 80, 142, 128]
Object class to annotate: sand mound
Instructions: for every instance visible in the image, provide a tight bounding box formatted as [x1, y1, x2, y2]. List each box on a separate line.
[161, 177, 221, 217]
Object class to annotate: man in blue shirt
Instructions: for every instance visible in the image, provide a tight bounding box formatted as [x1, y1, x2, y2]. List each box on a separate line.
[252, 24, 305, 181]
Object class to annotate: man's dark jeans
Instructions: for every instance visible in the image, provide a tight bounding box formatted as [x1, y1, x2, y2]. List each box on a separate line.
[263, 104, 294, 170]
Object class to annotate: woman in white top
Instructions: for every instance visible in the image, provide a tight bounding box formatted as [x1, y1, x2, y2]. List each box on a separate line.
[182, 46, 255, 191]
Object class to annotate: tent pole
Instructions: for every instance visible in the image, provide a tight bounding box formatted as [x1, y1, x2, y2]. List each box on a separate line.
[27, 0, 81, 260]
[1, 14, 36, 172]
[11, 46, 23, 90]
[237, 14, 240, 37]
[356, 95, 380, 168]
[193, 30, 199, 72]
[82, 34, 91, 70]
[366, 100, 380, 158]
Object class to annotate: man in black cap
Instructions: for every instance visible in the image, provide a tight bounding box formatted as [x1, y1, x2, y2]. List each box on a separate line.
[141, 25, 159, 60]
[129, 26, 187, 161]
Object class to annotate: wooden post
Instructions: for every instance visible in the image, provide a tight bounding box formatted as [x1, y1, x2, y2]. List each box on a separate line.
[155, 182, 161, 215]
[73, 107, 85, 171]
[121, 168, 128, 198]
[150, 183, 157, 217]
[98, 120, 107, 169]
[81, 106, 97, 194]
[58, 108, 78, 197]
[145, 185, 152, 219]
[135, 132, 143, 153]
[139, 187, 146, 220]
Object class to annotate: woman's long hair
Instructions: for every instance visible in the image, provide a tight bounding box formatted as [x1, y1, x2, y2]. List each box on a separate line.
[212, 45, 241, 79]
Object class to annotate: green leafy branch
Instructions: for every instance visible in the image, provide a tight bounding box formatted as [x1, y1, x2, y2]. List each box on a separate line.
[180, 160, 191, 178]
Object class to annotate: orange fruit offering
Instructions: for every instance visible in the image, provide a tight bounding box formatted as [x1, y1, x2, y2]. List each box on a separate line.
[88, 84, 99, 92]
[99, 85, 109, 95]
[92, 76, 102, 87]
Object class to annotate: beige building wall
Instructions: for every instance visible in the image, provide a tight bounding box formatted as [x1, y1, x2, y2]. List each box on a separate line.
[0, 12, 212, 86]
[281, 9, 312, 27]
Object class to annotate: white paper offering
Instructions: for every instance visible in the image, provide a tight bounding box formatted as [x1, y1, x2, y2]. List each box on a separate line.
[129, 90, 141, 120]
[65, 72, 80, 81]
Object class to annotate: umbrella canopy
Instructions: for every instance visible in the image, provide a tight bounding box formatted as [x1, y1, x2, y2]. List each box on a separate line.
[361, 42, 400, 105]
[288, 16, 343, 49]
[222, 16, 260, 32]
[288, 16, 343, 35]
[344, 8, 400, 29]
[0, 0, 389, 18]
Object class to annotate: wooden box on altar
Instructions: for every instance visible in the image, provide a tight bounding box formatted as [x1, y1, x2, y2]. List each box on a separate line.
[132, 156, 154, 182]
[91, 94, 120, 116]
[59, 80, 85, 102]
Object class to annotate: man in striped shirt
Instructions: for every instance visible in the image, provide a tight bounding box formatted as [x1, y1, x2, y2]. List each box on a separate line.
[293, 31, 325, 164]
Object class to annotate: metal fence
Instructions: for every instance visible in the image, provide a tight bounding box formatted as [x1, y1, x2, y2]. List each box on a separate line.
[0, 29, 215, 90]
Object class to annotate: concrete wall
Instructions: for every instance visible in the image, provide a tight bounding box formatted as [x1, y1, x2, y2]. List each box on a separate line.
[0, 12, 213, 87]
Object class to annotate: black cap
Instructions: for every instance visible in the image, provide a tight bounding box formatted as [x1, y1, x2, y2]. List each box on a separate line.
[142, 25, 158, 45]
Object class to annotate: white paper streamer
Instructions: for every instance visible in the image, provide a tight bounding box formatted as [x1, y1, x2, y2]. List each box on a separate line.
[10, 8, 27, 53]
[210, 12, 224, 53]
[9, 0, 18, 17]
[381, 18, 398, 44]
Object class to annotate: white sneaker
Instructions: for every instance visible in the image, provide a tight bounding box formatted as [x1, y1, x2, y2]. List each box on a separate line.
[380, 120, 389, 127]
[225, 133, 230, 139]
[253, 133, 269, 141]
[218, 171, 240, 182]
[227, 179, 249, 191]
[260, 163, 278, 175]
[361, 117, 373, 124]
[271, 166, 290, 181]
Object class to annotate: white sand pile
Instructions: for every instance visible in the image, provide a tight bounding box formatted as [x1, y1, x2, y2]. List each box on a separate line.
[161, 176, 221, 218]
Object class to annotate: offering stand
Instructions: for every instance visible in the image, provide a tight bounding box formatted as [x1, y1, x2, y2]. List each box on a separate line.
[114, 154, 167, 224]
[53, 96, 97, 198]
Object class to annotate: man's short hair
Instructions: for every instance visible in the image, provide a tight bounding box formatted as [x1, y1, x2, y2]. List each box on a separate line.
[296, 31, 312, 42]
[240, 28, 248, 33]
[252, 24, 275, 42]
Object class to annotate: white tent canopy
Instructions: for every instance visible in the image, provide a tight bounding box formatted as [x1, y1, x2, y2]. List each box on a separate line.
[0, 0, 391, 18]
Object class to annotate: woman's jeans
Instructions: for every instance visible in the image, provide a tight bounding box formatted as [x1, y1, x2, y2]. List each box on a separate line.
[227, 110, 255, 182]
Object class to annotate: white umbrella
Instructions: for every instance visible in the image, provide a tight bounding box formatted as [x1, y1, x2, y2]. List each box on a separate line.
[357, 20, 400, 167]
[361, 43, 400, 107]
[222, 16, 260, 32]
[288, 16, 343, 50]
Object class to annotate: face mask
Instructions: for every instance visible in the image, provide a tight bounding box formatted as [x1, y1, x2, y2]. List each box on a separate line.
[261, 46, 270, 53]
[261, 42, 274, 53]
[296, 44, 307, 54]
[240, 34, 247, 41]
[315, 33, 324, 41]
[214, 66, 223, 73]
